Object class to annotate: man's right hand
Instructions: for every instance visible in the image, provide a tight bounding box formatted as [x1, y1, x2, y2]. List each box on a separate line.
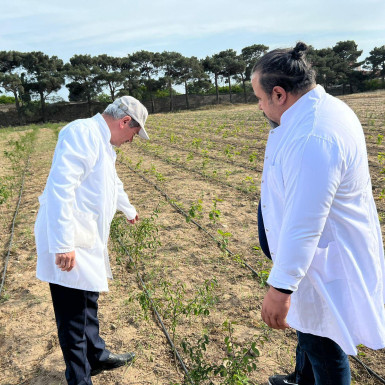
[55, 251, 76, 272]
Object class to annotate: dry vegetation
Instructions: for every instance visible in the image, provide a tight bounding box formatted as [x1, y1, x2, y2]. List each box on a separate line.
[0, 90, 385, 385]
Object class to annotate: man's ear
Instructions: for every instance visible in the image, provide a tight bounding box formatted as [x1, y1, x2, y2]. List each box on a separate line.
[272, 86, 287, 105]
[119, 116, 132, 129]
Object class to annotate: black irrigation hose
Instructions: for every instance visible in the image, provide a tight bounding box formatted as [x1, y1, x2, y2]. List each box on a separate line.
[138, 140, 262, 173]
[122, 160, 260, 279]
[132, 146, 257, 198]
[116, 239, 194, 385]
[350, 355, 385, 385]
[0, 155, 31, 297]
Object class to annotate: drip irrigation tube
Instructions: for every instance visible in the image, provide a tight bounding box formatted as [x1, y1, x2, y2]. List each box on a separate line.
[0, 155, 31, 297]
[122, 160, 260, 279]
[350, 355, 385, 385]
[116, 239, 193, 385]
[132, 147, 256, 197]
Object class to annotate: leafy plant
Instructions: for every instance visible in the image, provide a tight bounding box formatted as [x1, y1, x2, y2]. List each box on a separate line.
[110, 205, 161, 265]
[180, 321, 265, 385]
[186, 198, 203, 223]
[209, 197, 222, 224]
[216, 229, 232, 252]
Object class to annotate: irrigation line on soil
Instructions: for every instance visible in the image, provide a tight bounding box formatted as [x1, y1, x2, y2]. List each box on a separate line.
[121, 160, 260, 278]
[350, 355, 385, 385]
[138, 140, 262, 173]
[116, 238, 194, 385]
[130, 147, 256, 198]
[0, 155, 31, 297]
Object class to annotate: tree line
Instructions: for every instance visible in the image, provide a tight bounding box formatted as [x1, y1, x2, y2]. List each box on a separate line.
[0, 40, 384, 121]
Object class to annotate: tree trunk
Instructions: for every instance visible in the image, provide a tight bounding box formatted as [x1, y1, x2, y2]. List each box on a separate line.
[40, 92, 46, 122]
[169, 78, 173, 112]
[228, 75, 232, 103]
[184, 80, 189, 109]
[13, 91, 24, 124]
[241, 75, 247, 103]
[87, 93, 92, 116]
[214, 74, 219, 104]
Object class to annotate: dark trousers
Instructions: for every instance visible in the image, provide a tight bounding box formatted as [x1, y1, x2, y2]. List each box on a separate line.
[49, 283, 110, 385]
[295, 331, 351, 385]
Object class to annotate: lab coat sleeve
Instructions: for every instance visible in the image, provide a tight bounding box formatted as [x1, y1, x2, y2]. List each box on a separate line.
[267, 135, 344, 291]
[45, 124, 98, 253]
[116, 174, 137, 220]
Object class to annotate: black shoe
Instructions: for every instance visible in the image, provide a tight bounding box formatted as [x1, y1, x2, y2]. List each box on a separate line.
[268, 372, 298, 385]
[91, 352, 135, 376]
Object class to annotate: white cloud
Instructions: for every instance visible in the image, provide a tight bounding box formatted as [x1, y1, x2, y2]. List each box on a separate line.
[0, 0, 384, 61]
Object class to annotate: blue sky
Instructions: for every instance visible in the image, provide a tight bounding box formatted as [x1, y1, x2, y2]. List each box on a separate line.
[1, 0, 384, 100]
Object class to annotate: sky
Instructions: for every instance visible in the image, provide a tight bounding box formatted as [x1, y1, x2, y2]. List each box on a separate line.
[1, 0, 385, 100]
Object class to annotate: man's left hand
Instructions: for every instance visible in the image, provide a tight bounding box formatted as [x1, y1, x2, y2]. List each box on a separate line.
[261, 286, 291, 330]
[128, 214, 139, 224]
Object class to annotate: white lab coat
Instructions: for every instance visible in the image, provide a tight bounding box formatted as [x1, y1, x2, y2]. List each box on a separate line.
[35, 113, 137, 292]
[261, 85, 385, 354]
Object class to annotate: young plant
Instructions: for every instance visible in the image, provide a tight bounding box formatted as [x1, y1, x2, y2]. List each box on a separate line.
[186, 198, 203, 223]
[110, 205, 161, 266]
[216, 229, 232, 252]
[209, 197, 223, 224]
[180, 320, 265, 385]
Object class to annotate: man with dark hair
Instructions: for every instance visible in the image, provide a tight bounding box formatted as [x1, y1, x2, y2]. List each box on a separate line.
[35, 96, 149, 385]
[252, 42, 385, 385]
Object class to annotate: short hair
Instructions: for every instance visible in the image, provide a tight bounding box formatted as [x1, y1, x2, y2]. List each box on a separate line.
[251, 42, 316, 96]
[103, 103, 140, 128]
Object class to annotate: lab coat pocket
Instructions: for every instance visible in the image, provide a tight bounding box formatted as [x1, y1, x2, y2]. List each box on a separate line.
[73, 210, 98, 249]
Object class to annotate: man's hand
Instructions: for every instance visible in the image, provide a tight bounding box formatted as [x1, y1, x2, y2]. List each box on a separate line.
[128, 214, 139, 224]
[55, 251, 76, 272]
[261, 286, 291, 330]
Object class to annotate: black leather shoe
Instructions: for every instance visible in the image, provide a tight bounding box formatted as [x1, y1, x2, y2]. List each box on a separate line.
[91, 352, 135, 376]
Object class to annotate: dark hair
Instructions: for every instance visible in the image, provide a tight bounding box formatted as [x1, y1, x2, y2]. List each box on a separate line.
[251, 42, 315, 96]
[129, 116, 140, 128]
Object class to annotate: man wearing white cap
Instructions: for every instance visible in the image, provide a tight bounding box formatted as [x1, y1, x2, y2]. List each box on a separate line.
[35, 96, 149, 385]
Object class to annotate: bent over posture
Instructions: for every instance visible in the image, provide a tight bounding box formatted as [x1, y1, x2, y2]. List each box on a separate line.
[35, 96, 149, 385]
[252, 43, 385, 385]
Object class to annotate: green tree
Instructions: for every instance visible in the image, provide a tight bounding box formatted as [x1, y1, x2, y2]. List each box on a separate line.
[202, 54, 224, 103]
[332, 40, 363, 94]
[158, 51, 183, 111]
[64, 54, 100, 114]
[22, 51, 64, 121]
[217, 49, 244, 103]
[307, 47, 340, 91]
[94, 54, 127, 101]
[0, 51, 26, 121]
[240, 44, 268, 101]
[366, 45, 385, 85]
[174, 56, 207, 108]
[131, 50, 160, 112]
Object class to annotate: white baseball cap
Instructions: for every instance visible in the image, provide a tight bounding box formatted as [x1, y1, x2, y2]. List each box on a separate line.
[113, 96, 149, 140]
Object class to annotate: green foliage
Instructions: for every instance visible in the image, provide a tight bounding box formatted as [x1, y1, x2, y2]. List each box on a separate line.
[0, 95, 15, 104]
[1, 129, 37, 205]
[216, 229, 232, 252]
[0, 176, 12, 205]
[97, 93, 112, 103]
[180, 321, 264, 385]
[110, 206, 161, 265]
[186, 198, 203, 223]
[209, 197, 222, 224]
[133, 276, 218, 366]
